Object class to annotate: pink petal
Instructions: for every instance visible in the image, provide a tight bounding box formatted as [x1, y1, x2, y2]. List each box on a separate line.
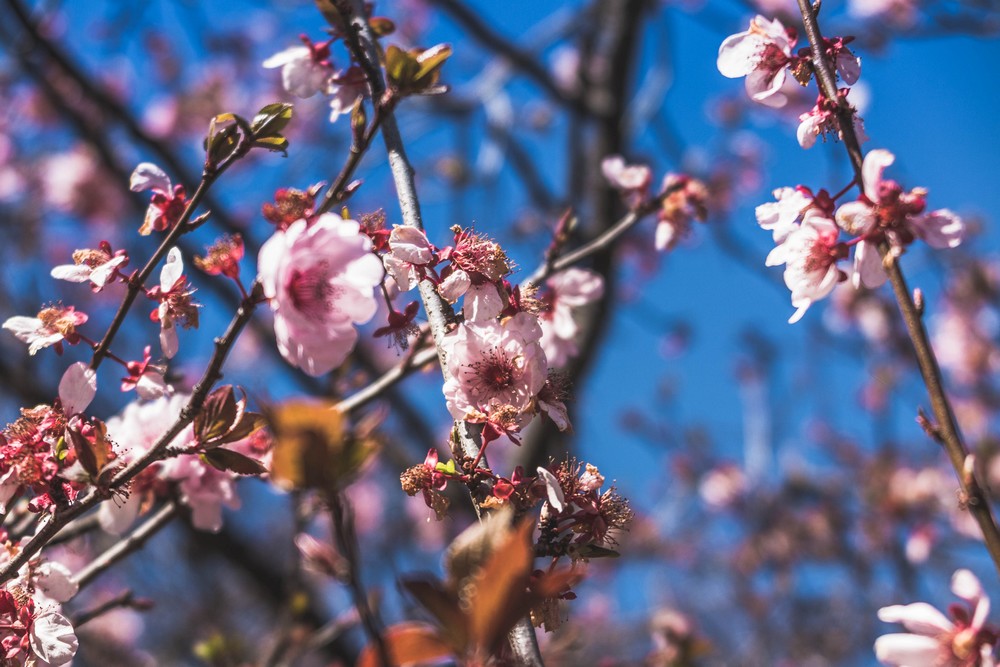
[129, 162, 171, 193]
[878, 603, 953, 635]
[536, 467, 565, 512]
[160, 247, 184, 290]
[58, 362, 97, 416]
[874, 633, 943, 666]
[862, 149, 895, 200]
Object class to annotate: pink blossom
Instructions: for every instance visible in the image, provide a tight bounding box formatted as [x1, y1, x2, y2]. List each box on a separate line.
[149, 248, 199, 359]
[835, 149, 964, 288]
[263, 36, 335, 99]
[755, 186, 813, 243]
[656, 174, 710, 251]
[29, 610, 78, 666]
[129, 162, 187, 235]
[257, 214, 383, 376]
[442, 312, 547, 427]
[50, 241, 128, 290]
[538, 268, 605, 368]
[875, 569, 997, 667]
[796, 91, 868, 150]
[602, 155, 652, 206]
[384, 225, 435, 291]
[766, 213, 846, 323]
[717, 15, 796, 103]
[120, 346, 169, 400]
[437, 228, 511, 323]
[3, 306, 88, 356]
[102, 394, 243, 533]
[328, 66, 367, 121]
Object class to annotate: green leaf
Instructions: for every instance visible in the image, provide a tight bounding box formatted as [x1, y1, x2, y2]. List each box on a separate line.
[414, 44, 452, 82]
[201, 448, 267, 475]
[251, 102, 293, 138]
[252, 136, 290, 155]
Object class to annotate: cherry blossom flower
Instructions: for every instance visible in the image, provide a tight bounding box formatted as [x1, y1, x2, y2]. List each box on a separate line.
[766, 213, 846, 323]
[438, 227, 511, 323]
[148, 248, 199, 359]
[263, 35, 335, 99]
[875, 569, 998, 667]
[120, 346, 168, 400]
[835, 149, 965, 288]
[717, 15, 796, 103]
[50, 241, 128, 290]
[602, 155, 652, 207]
[329, 66, 367, 122]
[384, 225, 435, 291]
[257, 214, 383, 376]
[3, 306, 87, 356]
[797, 90, 868, 149]
[755, 186, 814, 243]
[537, 268, 605, 368]
[262, 184, 323, 231]
[441, 312, 547, 428]
[129, 162, 187, 235]
[194, 234, 244, 281]
[101, 394, 248, 533]
[0, 405, 72, 513]
[400, 448, 451, 520]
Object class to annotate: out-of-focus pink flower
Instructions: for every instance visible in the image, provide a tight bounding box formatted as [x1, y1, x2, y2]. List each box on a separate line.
[698, 464, 748, 510]
[257, 214, 383, 376]
[194, 234, 244, 281]
[102, 394, 245, 533]
[263, 35, 335, 99]
[50, 241, 128, 290]
[875, 569, 997, 666]
[717, 15, 796, 103]
[550, 46, 581, 94]
[766, 213, 846, 323]
[442, 312, 547, 427]
[30, 610, 78, 666]
[848, 0, 917, 27]
[329, 66, 367, 121]
[538, 268, 604, 368]
[657, 174, 710, 251]
[3, 306, 88, 356]
[129, 162, 187, 235]
[602, 155, 652, 205]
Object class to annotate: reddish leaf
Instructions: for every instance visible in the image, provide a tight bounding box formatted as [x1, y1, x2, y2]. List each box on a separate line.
[201, 448, 267, 475]
[356, 622, 454, 667]
[402, 578, 468, 652]
[467, 519, 535, 654]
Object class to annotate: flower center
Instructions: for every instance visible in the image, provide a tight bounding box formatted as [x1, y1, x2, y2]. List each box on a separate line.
[287, 261, 340, 319]
[466, 348, 517, 394]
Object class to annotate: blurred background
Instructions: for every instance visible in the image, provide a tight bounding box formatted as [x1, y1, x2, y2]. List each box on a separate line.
[2, 0, 1000, 664]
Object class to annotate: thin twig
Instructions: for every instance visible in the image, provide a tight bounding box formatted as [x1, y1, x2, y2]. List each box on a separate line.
[71, 502, 179, 590]
[326, 491, 390, 667]
[71, 589, 149, 627]
[796, 0, 1000, 578]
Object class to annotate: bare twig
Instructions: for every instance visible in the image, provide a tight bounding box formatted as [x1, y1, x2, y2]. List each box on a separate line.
[71, 502, 179, 590]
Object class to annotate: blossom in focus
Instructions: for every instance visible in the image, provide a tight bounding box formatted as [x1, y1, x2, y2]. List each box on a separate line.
[148, 248, 199, 359]
[755, 186, 814, 243]
[438, 227, 511, 323]
[441, 312, 547, 429]
[120, 346, 169, 400]
[3, 306, 87, 356]
[717, 15, 796, 103]
[875, 568, 997, 667]
[257, 214, 383, 376]
[400, 448, 451, 520]
[383, 225, 435, 291]
[263, 35, 335, 99]
[58, 362, 97, 416]
[834, 149, 964, 288]
[537, 268, 605, 368]
[50, 241, 128, 290]
[766, 213, 846, 323]
[796, 90, 868, 150]
[129, 162, 187, 235]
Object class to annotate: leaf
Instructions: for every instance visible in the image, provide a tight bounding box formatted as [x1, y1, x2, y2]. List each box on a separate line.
[414, 44, 452, 82]
[402, 578, 468, 651]
[251, 102, 293, 138]
[368, 16, 396, 37]
[66, 419, 114, 480]
[385, 45, 420, 87]
[356, 622, 454, 667]
[266, 401, 375, 493]
[201, 448, 267, 475]
[195, 385, 239, 446]
[252, 136, 290, 155]
[467, 519, 535, 654]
